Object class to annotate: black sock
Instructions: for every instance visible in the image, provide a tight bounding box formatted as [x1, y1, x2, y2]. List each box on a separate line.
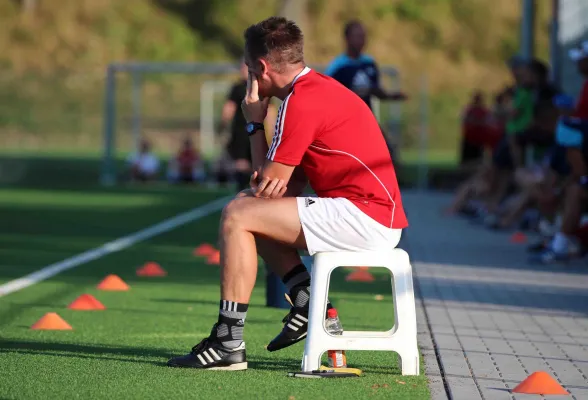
[216, 300, 248, 348]
[282, 264, 334, 314]
[236, 171, 250, 192]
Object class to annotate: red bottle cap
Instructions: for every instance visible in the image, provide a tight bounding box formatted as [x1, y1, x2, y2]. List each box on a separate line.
[327, 308, 338, 318]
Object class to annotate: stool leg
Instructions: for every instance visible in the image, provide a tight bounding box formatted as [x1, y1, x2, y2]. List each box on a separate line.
[390, 250, 419, 376]
[399, 351, 420, 375]
[301, 254, 333, 372]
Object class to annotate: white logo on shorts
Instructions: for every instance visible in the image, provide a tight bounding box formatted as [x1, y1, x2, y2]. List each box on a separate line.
[305, 198, 315, 207]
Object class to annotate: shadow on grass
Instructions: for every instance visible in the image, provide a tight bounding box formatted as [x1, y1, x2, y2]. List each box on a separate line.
[0, 339, 305, 372]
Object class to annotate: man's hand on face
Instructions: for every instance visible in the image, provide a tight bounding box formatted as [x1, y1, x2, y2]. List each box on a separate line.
[241, 72, 270, 123]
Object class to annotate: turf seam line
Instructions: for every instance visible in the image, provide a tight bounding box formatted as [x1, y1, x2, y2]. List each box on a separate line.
[0, 196, 231, 297]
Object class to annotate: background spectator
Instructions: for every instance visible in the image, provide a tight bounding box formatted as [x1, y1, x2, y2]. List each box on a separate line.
[127, 139, 160, 182]
[167, 137, 205, 184]
[460, 91, 490, 167]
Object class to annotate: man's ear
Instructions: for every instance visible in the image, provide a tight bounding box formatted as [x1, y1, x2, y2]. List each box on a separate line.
[259, 59, 269, 76]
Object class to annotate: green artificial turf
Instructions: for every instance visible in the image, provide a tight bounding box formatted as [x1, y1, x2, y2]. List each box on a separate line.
[0, 156, 430, 400]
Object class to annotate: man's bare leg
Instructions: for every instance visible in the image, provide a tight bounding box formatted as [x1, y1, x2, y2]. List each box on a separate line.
[550, 183, 584, 254]
[219, 196, 305, 302]
[167, 195, 307, 368]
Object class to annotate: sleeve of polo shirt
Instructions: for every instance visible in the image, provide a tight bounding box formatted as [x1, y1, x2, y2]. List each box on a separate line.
[266, 93, 318, 166]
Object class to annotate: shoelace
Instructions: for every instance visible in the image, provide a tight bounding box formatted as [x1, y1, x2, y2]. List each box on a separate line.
[190, 338, 210, 355]
[281, 307, 295, 324]
[190, 323, 219, 354]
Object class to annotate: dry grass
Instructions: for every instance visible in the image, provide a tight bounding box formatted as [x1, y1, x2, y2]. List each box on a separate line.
[0, 0, 551, 153]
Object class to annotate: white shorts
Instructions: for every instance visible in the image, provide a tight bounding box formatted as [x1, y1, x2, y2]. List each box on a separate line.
[296, 197, 402, 256]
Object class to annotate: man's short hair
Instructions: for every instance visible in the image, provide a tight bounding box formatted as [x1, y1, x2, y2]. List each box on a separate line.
[244, 17, 304, 71]
[343, 20, 363, 38]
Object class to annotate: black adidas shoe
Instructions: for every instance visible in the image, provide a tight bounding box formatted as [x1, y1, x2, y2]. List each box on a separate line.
[266, 306, 309, 352]
[167, 335, 247, 370]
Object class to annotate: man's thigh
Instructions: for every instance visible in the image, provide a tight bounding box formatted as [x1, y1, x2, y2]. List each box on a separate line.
[223, 196, 307, 249]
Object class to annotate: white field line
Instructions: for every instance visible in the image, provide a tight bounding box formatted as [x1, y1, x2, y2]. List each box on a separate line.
[0, 196, 231, 297]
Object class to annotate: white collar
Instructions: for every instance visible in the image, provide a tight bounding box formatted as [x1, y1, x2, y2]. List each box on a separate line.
[292, 66, 311, 85]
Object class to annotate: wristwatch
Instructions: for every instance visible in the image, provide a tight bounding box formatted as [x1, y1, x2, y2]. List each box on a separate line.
[246, 122, 265, 136]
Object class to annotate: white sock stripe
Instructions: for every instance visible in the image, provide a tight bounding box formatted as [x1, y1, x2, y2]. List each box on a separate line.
[222, 300, 226, 310]
[197, 354, 207, 365]
[209, 348, 221, 360]
[295, 314, 308, 322]
[287, 323, 299, 331]
[232, 302, 237, 312]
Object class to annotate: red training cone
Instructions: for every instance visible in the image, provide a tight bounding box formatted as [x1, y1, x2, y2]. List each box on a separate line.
[206, 250, 221, 265]
[512, 371, 569, 395]
[31, 312, 73, 330]
[345, 267, 375, 282]
[97, 274, 130, 291]
[136, 262, 167, 277]
[68, 294, 106, 310]
[510, 231, 527, 244]
[194, 243, 216, 257]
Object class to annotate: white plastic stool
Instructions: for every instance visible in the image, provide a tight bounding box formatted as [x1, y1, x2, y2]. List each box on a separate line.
[301, 249, 419, 375]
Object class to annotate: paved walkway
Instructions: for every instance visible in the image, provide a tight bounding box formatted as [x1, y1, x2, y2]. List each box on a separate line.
[403, 191, 588, 400]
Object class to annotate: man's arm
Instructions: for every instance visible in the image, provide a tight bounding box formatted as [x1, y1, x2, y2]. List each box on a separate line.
[372, 86, 407, 101]
[249, 129, 270, 172]
[369, 62, 407, 101]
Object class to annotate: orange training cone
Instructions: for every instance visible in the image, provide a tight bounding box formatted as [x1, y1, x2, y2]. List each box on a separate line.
[68, 294, 106, 310]
[136, 262, 167, 277]
[512, 371, 569, 395]
[97, 274, 130, 291]
[206, 250, 221, 265]
[345, 267, 375, 282]
[194, 243, 216, 257]
[31, 312, 73, 330]
[510, 231, 527, 244]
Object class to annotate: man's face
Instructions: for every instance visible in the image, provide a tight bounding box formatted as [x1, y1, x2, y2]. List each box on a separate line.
[346, 25, 366, 54]
[244, 51, 272, 98]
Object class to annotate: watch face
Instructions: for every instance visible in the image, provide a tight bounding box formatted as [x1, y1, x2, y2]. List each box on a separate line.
[246, 123, 253, 133]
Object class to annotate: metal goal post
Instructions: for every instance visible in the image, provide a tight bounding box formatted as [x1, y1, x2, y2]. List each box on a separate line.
[100, 61, 402, 186]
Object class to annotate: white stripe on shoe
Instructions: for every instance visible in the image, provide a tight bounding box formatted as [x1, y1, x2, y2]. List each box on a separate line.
[197, 354, 207, 365]
[203, 351, 214, 364]
[286, 323, 299, 331]
[294, 314, 308, 322]
[209, 348, 222, 361]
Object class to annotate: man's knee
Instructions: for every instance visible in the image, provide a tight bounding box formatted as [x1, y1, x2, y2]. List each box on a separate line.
[236, 189, 254, 198]
[221, 198, 249, 233]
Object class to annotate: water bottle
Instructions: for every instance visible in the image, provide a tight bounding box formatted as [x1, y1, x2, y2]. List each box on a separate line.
[325, 308, 347, 368]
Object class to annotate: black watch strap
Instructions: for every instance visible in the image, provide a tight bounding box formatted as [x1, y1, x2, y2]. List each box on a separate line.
[246, 122, 265, 136]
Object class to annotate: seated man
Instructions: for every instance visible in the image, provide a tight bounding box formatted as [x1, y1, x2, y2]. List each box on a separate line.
[127, 139, 159, 182]
[460, 91, 490, 168]
[167, 16, 407, 370]
[532, 41, 588, 263]
[167, 137, 205, 183]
